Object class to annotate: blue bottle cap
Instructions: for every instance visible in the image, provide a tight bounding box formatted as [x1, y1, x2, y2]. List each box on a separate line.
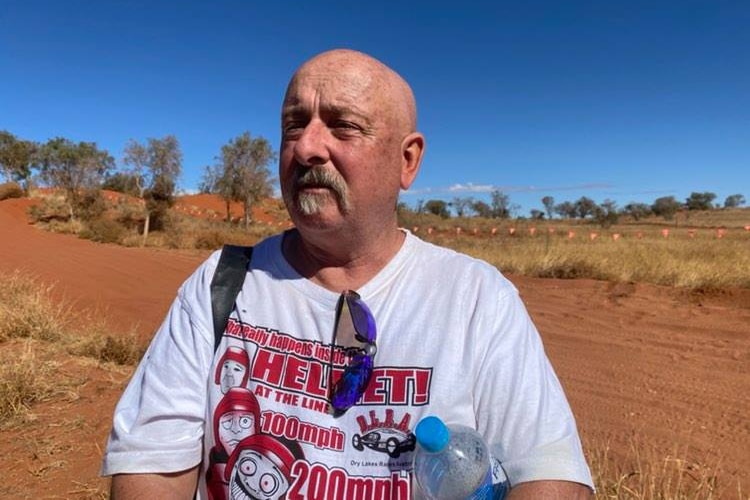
[415, 416, 451, 452]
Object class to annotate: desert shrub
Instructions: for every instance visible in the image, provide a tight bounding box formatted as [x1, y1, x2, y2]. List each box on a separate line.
[44, 218, 85, 235]
[0, 181, 24, 200]
[72, 331, 144, 366]
[80, 217, 127, 244]
[114, 199, 146, 230]
[587, 437, 731, 500]
[0, 345, 57, 426]
[74, 188, 107, 222]
[534, 260, 600, 279]
[0, 271, 67, 342]
[0, 271, 145, 366]
[103, 172, 141, 197]
[194, 230, 227, 250]
[27, 195, 71, 223]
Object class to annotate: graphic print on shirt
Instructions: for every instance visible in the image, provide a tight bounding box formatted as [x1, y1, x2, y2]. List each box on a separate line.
[216, 346, 251, 394]
[206, 386, 263, 499]
[210, 319, 434, 499]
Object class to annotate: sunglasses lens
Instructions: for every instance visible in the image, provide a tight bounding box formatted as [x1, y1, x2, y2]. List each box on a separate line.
[331, 355, 374, 411]
[347, 296, 376, 344]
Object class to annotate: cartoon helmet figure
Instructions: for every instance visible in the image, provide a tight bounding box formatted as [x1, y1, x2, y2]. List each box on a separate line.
[225, 434, 298, 500]
[215, 346, 251, 393]
[214, 387, 261, 455]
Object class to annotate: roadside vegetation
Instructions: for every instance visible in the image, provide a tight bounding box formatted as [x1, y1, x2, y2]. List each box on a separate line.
[587, 437, 739, 499]
[0, 271, 143, 428]
[417, 216, 750, 289]
[6, 182, 749, 290]
[2, 126, 748, 290]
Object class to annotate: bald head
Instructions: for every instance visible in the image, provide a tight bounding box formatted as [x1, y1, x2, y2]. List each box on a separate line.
[284, 49, 418, 135]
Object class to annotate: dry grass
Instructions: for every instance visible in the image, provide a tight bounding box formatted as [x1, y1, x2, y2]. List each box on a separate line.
[69, 321, 144, 366]
[0, 343, 59, 427]
[587, 438, 743, 500]
[0, 271, 68, 342]
[421, 222, 750, 290]
[0, 271, 143, 433]
[0, 271, 145, 365]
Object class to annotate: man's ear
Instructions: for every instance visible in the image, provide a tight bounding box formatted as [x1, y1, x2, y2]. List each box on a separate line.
[400, 132, 425, 190]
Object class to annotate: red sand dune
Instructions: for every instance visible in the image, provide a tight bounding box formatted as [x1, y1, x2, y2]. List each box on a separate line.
[0, 196, 748, 497]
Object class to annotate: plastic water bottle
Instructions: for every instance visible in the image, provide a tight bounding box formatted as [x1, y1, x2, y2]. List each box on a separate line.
[413, 416, 495, 500]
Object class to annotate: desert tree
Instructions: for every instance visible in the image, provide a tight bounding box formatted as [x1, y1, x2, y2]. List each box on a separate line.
[37, 137, 114, 219]
[450, 196, 474, 217]
[651, 196, 682, 220]
[574, 196, 598, 219]
[0, 130, 38, 194]
[204, 132, 275, 227]
[123, 135, 182, 242]
[623, 202, 652, 221]
[415, 199, 425, 214]
[472, 199, 493, 218]
[723, 193, 745, 208]
[685, 191, 717, 211]
[594, 199, 619, 227]
[529, 209, 545, 220]
[490, 190, 512, 219]
[541, 196, 555, 219]
[554, 201, 577, 219]
[423, 199, 450, 218]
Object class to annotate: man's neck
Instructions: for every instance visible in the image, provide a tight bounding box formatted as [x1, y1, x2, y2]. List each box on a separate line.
[282, 227, 406, 292]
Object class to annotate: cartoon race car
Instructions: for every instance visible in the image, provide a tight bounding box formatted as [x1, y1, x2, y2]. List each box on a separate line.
[351, 428, 416, 458]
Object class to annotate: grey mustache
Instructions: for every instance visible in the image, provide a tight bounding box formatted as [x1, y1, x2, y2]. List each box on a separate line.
[294, 168, 345, 192]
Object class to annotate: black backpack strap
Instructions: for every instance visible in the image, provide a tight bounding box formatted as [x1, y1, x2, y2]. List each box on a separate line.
[210, 244, 253, 351]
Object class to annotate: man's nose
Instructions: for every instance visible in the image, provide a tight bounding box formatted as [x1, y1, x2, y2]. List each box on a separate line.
[293, 119, 330, 167]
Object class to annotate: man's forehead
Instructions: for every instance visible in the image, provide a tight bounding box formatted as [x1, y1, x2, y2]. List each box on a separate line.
[283, 69, 381, 111]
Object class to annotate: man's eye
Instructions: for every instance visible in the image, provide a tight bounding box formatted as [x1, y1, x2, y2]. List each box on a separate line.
[283, 123, 304, 135]
[334, 121, 359, 130]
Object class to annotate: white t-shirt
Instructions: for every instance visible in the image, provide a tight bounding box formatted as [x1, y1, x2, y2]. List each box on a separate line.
[102, 231, 593, 498]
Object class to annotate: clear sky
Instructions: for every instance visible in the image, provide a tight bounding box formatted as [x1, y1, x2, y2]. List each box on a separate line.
[2, 0, 748, 215]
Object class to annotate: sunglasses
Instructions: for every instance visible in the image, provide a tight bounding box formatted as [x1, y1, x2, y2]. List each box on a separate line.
[329, 290, 377, 416]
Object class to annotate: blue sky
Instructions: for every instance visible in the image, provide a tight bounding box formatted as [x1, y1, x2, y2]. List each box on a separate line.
[1, 1, 748, 215]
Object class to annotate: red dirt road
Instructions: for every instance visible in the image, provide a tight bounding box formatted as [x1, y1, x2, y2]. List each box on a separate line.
[1, 197, 748, 498]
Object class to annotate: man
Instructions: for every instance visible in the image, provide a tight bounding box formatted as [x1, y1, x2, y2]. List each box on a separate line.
[102, 49, 594, 498]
